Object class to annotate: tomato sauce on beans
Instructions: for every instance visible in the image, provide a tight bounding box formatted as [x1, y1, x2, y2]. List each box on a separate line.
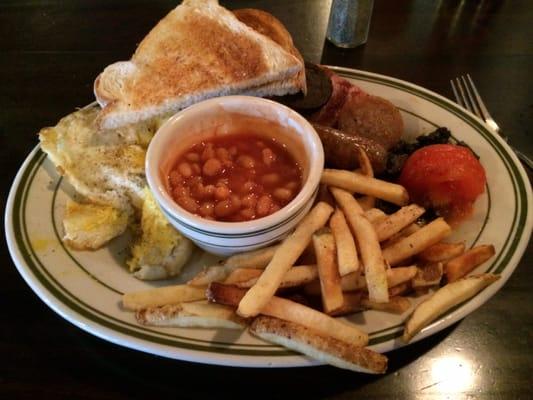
[168, 133, 302, 222]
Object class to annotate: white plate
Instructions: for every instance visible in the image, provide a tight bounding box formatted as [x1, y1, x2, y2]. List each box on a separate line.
[5, 68, 532, 368]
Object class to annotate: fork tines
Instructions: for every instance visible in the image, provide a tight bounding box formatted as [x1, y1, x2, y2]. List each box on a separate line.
[450, 75, 490, 122]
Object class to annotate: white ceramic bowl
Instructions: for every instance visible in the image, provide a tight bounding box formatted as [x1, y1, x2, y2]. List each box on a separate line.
[146, 96, 324, 256]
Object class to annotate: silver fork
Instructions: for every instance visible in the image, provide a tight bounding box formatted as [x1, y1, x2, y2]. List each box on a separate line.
[450, 74, 533, 170]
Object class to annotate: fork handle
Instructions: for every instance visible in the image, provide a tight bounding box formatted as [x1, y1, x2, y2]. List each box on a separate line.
[492, 128, 532, 170]
[512, 147, 533, 170]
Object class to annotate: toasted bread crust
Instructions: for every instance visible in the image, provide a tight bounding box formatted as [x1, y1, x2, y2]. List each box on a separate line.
[233, 8, 306, 94]
[130, 12, 269, 107]
[95, 0, 303, 129]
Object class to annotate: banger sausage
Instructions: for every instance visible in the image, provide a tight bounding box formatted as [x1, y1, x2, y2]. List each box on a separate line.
[312, 123, 388, 174]
[337, 89, 404, 150]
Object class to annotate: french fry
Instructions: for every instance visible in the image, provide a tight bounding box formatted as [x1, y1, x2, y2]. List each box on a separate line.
[361, 296, 411, 314]
[262, 297, 368, 346]
[445, 245, 496, 282]
[401, 223, 422, 236]
[224, 268, 263, 285]
[206, 282, 246, 306]
[250, 316, 387, 374]
[313, 232, 344, 313]
[237, 202, 334, 318]
[135, 303, 246, 329]
[381, 223, 422, 248]
[355, 147, 376, 210]
[412, 263, 444, 288]
[322, 169, 409, 206]
[208, 283, 369, 346]
[224, 244, 279, 270]
[330, 187, 389, 303]
[231, 265, 318, 289]
[330, 208, 359, 276]
[329, 292, 364, 316]
[304, 266, 417, 295]
[388, 282, 412, 297]
[354, 266, 417, 292]
[374, 204, 426, 242]
[418, 242, 466, 263]
[382, 217, 452, 266]
[356, 147, 373, 177]
[122, 285, 205, 311]
[180, 301, 244, 322]
[187, 265, 227, 287]
[187, 245, 281, 287]
[386, 266, 418, 288]
[331, 294, 411, 316]
[365, 208, 388, 224]
[403, 274, 500, 342]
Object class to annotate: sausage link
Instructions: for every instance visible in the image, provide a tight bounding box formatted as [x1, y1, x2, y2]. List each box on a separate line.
[312, 123, 388, 174]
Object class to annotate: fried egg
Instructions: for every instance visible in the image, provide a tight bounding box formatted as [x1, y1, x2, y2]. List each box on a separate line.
[39, 106, 193, 279]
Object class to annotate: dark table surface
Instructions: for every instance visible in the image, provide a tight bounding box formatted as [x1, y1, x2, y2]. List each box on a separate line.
[1, 1, 532, 398]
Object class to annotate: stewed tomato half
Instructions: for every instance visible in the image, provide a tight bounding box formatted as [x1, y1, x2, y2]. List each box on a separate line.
[399, 144, 486, 222]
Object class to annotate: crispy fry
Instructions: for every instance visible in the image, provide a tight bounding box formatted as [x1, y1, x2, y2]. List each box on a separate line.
[122, 285, 205, 311]
[322, 169, 409, 206]
[231, 265, 318, 289]
[361, 296, 411, 314]
[208, 283, 368, 346]
[365, 208, 388, 224]
[356, 147, 374, 177]
[445, 245, 496, 282]
[356, 147, 376, 210]
[250, 316, 387, 374]
[135, 303, 246, 329]
[389, 282, 412, 297]
[237, 202, 334, 317]
[412, 263, 444, 288]
[383, 218, 452, 266]
[187, 246, 281, 287]
[374, 204, 426, 242]
[401, 223, 423, 236]
[381, 223, 422, 248]
[418, 242, 466, 263]
[386, 266, 418, 288]
[180, 301, 244, 322]
[331, 187, 389, 303]
[403, 274, 500, 342]
[313, 232, 344, 313]
[305, 266, 417, 295]
[224, 244, 280, 270]
[331, 294, 411, 316]
[330, 208, 359, 276]
[224, 268, 263, 285]
[187, 265, 227, 287]
[329, 292, 364, 316]
[263, 297, 368, 346]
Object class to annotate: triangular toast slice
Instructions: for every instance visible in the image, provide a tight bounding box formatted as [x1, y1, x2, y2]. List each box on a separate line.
[95, 0, 304, 129]
[233, 8, 306, 96]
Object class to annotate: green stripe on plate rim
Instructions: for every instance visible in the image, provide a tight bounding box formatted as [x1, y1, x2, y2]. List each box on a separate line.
[11, 68, 528, 359]
[334, 67, 525, 274]
[16, 150, 289, 355]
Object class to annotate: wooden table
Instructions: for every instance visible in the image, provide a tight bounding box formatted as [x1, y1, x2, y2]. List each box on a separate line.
[2, 1, 531, 398]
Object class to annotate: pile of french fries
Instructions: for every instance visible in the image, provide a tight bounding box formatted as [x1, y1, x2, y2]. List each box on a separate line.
[122, 150, 499, 373]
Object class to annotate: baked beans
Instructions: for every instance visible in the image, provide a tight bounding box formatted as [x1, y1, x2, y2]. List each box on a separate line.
[168, 133, 302, 222]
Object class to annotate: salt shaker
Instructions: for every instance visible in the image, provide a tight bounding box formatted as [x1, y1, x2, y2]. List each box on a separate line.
[326, 0, 374, 48]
